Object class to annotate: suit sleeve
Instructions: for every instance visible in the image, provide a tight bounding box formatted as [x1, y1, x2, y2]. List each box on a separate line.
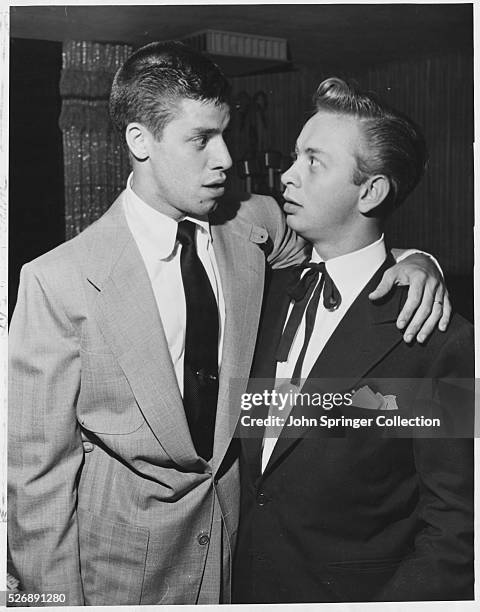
[375, 323, 474, 601]
[254, 195, 308, 268]
[8, 264, 85, 605]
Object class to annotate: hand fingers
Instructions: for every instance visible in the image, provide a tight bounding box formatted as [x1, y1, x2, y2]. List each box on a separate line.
[415, 286, 452, 341]
[368, 269, 395, 301]
[415, 286, 445, 343]
[438, 290, 452, 332]
[401, 279, 440, 342]
[395, 273, 427, 331]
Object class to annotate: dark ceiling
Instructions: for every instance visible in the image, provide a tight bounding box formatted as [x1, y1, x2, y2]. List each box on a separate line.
[10, 4, 472, 74]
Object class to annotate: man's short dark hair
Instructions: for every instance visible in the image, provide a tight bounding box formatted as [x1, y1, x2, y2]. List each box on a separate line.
[109, 40, 231, 139]
[313, 77, 428, 215]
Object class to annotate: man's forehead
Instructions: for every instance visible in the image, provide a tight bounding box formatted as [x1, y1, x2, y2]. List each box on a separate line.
[297, 111, 362, 151]
[175, 97, 230, 125]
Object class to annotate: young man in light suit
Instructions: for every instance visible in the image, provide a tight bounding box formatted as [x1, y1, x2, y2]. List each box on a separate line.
[233, 78, 474, 603]
[8, 43, 449, 605]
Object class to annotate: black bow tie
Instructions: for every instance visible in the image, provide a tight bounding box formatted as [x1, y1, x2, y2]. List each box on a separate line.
[276, 262, 342, 372]
[288, 262, 342, 311]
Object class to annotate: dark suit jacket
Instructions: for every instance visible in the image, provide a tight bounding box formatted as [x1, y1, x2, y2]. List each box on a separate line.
[233, 256, 474, 603]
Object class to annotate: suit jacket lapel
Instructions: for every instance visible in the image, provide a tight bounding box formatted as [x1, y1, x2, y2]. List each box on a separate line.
[305, 254, 405, 387]
[263, 254, 406, 476]
[240, 267, 300, 480]
[210, 216, 267, 473]
[84, 195, 200, 470]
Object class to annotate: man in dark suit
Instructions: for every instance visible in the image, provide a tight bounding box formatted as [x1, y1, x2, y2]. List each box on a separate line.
[233, 78, 474, 603]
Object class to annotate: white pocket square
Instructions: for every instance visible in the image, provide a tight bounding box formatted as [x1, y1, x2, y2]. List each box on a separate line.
[351, 386, 398, 411]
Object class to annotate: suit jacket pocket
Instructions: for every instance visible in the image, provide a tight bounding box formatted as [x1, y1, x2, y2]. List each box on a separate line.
[78, 348, 144, 434]
[78, 507, 150, 605]
[324, 557, 404, 602]
[327, 557, 404, 572]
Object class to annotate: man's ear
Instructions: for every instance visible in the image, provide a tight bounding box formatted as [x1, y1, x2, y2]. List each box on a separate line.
[125, 122, 150, 161]
[358, 175, 390, 214]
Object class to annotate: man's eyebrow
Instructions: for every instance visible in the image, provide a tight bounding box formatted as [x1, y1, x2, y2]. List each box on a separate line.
[304, 146, 329, 158]
[190, 127, 223, 136]
[294, 144, 329, 158]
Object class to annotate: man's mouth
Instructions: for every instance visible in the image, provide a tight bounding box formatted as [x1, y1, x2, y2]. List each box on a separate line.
[205, 184, 225, 191]
[283, 196, 301, 213]
[204, 178, 226, 190]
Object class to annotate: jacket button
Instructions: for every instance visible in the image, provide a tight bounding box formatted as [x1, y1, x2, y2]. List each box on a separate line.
[197, 532, 210, 546]
[82, 441, 94, 453]
[256, 492, 268, 506]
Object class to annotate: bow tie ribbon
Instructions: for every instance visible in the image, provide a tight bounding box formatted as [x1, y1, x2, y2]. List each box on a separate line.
[288, 262, 342, 311]
[276, 262, 342, 365]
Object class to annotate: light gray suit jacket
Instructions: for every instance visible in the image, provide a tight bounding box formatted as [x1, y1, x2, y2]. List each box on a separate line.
[8, 190, 305, 605]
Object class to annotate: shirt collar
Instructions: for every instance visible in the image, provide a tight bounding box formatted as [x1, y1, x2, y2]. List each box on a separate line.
[310, 235, 387, 300]
[125, 173, 212, 260]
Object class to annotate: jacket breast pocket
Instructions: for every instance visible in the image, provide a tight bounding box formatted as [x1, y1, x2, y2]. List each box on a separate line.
[77, 348, 145, 434]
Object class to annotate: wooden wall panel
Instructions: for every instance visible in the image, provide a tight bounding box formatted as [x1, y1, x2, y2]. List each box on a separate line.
[227, 52, 473, 276]
[350, 51, 473, 275]
[226, 68, 317, 193]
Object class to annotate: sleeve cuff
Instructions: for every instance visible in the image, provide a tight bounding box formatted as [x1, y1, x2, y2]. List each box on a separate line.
[393, 248, 443, 278]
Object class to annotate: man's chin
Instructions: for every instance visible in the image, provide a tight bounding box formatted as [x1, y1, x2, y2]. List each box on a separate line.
[285, 213, 300, 230]
[187, 198, 218, 220]
[285, 214, 310, 239]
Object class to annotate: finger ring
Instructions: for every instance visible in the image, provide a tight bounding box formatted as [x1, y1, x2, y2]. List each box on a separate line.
[434, 300, 443, 304]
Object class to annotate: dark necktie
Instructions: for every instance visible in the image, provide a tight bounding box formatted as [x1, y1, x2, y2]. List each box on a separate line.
[276, 262, 341, 386]
[177, 220, 219, 461]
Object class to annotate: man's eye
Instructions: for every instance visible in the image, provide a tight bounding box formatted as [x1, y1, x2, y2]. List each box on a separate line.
[309, 156, 318, 166]
[290, 151, 298, 161]
[194, 136, 209, 148]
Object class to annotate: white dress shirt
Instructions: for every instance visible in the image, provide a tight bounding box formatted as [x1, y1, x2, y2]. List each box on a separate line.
[261, 236, 387, 472]
[123, 174, 225, 396]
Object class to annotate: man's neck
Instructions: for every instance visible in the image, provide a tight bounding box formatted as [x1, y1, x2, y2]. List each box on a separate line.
[312, 226, 382, 261]
[131, 171, 182, 220]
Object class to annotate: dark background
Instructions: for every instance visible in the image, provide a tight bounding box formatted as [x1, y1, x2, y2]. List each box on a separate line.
[10, 38, 64, 318]
[9, 4, 474, 321]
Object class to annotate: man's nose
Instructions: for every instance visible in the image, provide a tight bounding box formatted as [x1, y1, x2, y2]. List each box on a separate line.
[212, 138, 233, 171]
[281, 163, 299, 188]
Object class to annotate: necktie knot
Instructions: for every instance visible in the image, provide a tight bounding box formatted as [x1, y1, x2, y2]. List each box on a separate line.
[176, 220, 196, 246]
